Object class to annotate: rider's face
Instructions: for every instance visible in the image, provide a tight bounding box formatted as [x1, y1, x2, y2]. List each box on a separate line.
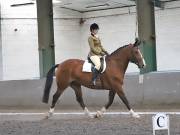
[91, 29, 98, 35]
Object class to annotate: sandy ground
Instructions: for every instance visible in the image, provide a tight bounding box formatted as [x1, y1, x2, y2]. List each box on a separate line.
[0, 108, 180, 135]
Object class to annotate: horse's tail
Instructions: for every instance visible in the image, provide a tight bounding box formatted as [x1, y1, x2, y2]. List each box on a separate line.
[42, 64, 59, 103]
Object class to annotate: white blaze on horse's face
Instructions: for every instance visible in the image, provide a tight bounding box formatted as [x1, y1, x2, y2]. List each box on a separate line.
[142, 58, 146, 68]
[132, 47, 146, 69]
[138, 49, 146, 68]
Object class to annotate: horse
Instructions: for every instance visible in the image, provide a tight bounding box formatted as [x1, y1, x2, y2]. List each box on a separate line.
[42, 38, 146, 119]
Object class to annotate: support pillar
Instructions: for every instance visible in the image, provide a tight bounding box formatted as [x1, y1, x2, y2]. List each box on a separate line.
[136, 0, 157, 73]
[36, 0, 55, 77]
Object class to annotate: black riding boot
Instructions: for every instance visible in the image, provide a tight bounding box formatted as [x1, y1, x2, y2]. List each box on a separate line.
[92, 67, 100, 85]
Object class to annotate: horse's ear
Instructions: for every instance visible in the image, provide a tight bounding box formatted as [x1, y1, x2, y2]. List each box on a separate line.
[134, 38, 141, 47]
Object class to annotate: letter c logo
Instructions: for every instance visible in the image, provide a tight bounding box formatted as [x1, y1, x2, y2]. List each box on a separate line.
[157, 116, 165, 127]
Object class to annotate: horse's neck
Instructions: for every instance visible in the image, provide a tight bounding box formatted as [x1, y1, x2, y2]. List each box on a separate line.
[109, 47, 131, 73]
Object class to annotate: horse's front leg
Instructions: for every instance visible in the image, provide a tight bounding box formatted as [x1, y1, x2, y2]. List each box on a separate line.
[94, 90, 116, 118]
[115, 85, 140, 118]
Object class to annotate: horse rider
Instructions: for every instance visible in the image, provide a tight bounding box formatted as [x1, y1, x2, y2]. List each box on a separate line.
[88, 23, 109, 85]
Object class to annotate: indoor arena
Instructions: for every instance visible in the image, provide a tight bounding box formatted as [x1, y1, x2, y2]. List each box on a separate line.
[0, 0, 180, 135]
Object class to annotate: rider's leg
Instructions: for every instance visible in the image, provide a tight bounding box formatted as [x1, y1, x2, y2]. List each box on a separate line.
[91, 67, 99, 85]
[90, 55, 101, 85]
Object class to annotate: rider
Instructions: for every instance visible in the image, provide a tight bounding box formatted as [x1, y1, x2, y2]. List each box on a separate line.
[88, 23, 109, 85]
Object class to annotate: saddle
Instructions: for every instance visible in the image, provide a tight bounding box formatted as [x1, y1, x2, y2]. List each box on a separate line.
[82, 56, 106, 73]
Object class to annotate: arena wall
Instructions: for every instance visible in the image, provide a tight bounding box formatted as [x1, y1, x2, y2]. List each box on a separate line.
[0, 72, 179, 108]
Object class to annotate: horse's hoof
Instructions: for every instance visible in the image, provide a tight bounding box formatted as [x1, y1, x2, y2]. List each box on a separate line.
[94, 111, 103, 118]
[43, 112, 53, 119]
[132, 113, 140, 118]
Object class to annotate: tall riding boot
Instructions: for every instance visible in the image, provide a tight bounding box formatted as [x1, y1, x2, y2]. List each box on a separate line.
[92, 67, 100, 85]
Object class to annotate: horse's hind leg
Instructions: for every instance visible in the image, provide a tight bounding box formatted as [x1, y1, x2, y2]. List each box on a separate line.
[45, 88, 64, 119]
[95, 90, 116, 118]
[70, 82, 85, 109]
[70, 82, 93, 118]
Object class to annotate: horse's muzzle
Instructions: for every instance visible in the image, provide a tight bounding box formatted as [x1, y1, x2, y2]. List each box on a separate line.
[141, 64, 146, 69]
[138, 59, 146, 69]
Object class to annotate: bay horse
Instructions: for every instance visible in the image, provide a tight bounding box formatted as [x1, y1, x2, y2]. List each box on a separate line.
[42, 38, 146, 119]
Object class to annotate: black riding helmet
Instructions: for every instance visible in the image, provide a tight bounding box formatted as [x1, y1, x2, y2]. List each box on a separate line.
[90, 23, 99, 32]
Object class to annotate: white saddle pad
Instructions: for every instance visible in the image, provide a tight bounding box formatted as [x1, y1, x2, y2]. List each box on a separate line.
[82, 57, 106, 73]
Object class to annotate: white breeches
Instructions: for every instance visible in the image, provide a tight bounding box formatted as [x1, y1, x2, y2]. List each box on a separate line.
[90, 55, 101, 70]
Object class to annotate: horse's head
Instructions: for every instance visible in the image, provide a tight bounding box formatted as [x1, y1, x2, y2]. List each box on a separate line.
[130, 38, 146, 69]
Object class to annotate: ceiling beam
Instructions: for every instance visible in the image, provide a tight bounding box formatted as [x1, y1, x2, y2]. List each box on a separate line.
[60, 5, 135, 13]
[11, 2, 34, 7]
